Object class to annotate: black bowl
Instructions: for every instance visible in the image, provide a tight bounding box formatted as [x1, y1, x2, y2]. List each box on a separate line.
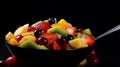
[6, 43, 93, 67]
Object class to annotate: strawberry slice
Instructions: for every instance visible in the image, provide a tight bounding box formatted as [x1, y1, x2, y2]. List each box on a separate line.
[53, 41, 61, 50]
[66, 26, 76, 37]
[85, 34, 95, 46]
[41, 33, 59, 49]
[35, 22, 51, 32]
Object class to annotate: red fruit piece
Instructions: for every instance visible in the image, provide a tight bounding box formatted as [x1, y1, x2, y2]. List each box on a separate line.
[87, 49, 100, 67]
[0, 60, 7, 67]
[66, 26, 76, 37]
[78, 28, 84, 33]
[87, 56, 100, 67]
[35, 22, 51, 32]
[56, 38, 72, 50]
[16, 35, 23, 42]
[36, 37, 48, 45]
[5, 55, 18, 67]
[41, 33, 59, 49]
[27, 26, 36, 32]
[53, 41, 61, 50]
[89, 49, 96, 57]
[85, 34, 95, 46]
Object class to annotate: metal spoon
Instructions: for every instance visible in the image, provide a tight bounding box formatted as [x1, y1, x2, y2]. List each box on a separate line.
[95, 24, 120, 40]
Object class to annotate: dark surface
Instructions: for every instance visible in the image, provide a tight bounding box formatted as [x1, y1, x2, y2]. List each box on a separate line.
[0, 1, 120, 67]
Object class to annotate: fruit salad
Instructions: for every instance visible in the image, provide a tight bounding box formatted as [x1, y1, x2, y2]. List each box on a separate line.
[5, 18, 95, 50]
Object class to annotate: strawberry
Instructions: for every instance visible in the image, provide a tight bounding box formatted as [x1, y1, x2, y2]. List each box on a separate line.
[27, 26, 36, 32]
[85, 34, 95, 46]
[66, 26, 76, 37]
[35, 22, 51, 32]
[41, 33, 59, 49]
[53, 41, 61, 50]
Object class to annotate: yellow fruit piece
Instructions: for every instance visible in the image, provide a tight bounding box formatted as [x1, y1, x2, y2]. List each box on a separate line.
[51, 19, 72, 30]
[69, 38, 88, 49]
[14, 24, 29, 36]
[79, 59, 87, 65]
[19, 35, 36, 44]
[21, 32, 34, 36]
[51, 24, 66, 30]
[9, 38, 19, 46]
[5, 32, 15, 42]
[58, 19, 72, 27]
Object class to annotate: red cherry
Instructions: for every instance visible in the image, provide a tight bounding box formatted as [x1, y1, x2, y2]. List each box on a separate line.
[87, 50, 100, 67]
[5, 55, 18, 67]
[16, 35, 23, 42]
[0, 60, 7, 67]
[89, 49, 96, 57]
[27, 26, 36, 32]
[87, 56, 100, 67]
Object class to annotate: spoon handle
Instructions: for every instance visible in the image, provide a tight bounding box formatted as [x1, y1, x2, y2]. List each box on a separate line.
[95, 24, 120, 40]
[5, 40, 14, 55]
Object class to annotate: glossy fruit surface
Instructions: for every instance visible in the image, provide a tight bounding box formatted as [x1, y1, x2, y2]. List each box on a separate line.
[34, 29, 43, 38]
[27, 26, 36, 32]
[87, 50, 100, 67]
[36, 37, 48, 45]
[0, 60, 7, 67]
[16, 35, 23, 42]
[5, 55, 18, 67]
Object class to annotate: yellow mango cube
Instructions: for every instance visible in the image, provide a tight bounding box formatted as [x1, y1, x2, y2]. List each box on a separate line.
[14, 24, 29, 36]
[19, 35, 36, 44]
[9, 38, 19, 46]
[5, 32, 15, 42]
[69, 38, 88, 49]
[21, 32, 34, 36]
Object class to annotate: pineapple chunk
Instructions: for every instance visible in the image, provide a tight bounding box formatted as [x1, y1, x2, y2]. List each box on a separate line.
[69, 38, 88, 49]
[58, 19, 72, 26]
[51, 24, 67, 30]
[5, 32, 15, 42]
[19, 35, 36, 45]
[9, 38, 19, 46]
[79, 59, 87, 65]
[14, 24, 29, 36]
[21, 32, 34, 36]
[51, 19, 72, 30]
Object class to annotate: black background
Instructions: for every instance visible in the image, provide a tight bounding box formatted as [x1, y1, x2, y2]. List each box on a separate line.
[0, 1, 120, 66]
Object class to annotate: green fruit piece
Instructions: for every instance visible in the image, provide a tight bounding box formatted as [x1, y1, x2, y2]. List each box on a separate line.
[31, 20, 42, 27]
[76, 32, 82, 38]
[19, 40, 48, 50]
[47, 27, 69, 37]
[83, 28, 92, 35]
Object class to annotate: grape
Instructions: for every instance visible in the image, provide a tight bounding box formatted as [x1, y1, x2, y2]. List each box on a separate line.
[89, 49, 97, 57]
[87, 56, 100, 67]
[34, 30, 43, 38]
[0, 60, 7, 67]
[66, 35, 74, 42]
[57, 37, 71, 50]
[48, 18, 55, 24]
[5, 55, 18, 67]
[87, 50, 100, 67]
[76, 28, 84, 33]
[36, 37, 48, 45]
[16, 35, 23, 42]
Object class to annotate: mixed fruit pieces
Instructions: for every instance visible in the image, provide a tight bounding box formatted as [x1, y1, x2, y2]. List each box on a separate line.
[5, 18, 95, 50]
